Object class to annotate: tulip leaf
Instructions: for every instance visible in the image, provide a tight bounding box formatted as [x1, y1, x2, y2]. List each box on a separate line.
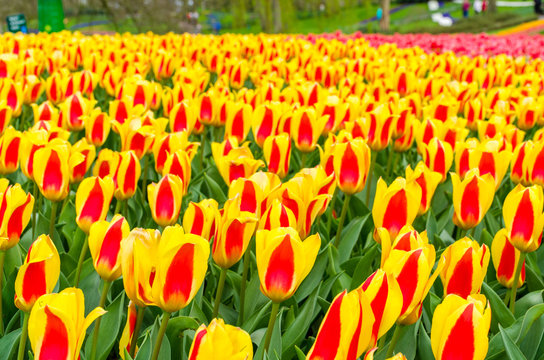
[337, 215, 367, 264]
[350, 242, 378, 290]
[295, 247, 328, 302]
[294, 345, 306, 360]
[242, 271, 270, 329]
[516, 291, 544, 318]
[394, 321, 419, 360]
[417, 322, 434, 360]
[203, 173, 227, 204]
[481, 282, 515, 330]
[520, 315, 544, 360]
[243, 301, 272, 334]
[165, 315, 200, 358]
[84, 291, 125, 360]
[134, 316, 171, 360]
[499, 324, 528, 360]
[0, 328, 22, 360]
[525, 256, 544, 292]
[282, 284, 321, 358]
[123, 349, 134, 360]
[3, 244, 22, 279]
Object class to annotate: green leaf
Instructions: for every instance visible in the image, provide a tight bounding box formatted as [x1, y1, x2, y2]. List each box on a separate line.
[84, 292, 125, 360]
[134, 316, 171, 360]
[296, 247, 328, 302]
[395, 322, 419, 360]
[516, 291, 544, 318]
[481, 282, 515, 331]
[123, 349, 134, 360]
[294, 346, 306, 360]
[0, 328, 22, 360]
[349, 243, 378, 290]
[166, 315, 200, 358]
[203, 173, 227, 204]
[337, 215, 367, 264]
[417, 322, 434, 360]
[499, 324, 528, 360]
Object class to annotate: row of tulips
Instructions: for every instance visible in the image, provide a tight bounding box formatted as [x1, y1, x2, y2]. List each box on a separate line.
[0, 30, 542, 360]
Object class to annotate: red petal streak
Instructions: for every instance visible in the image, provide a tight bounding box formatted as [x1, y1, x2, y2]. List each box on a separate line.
[382, 190, 408, 236]
[21, 260, 46, 304]
[96, 218, 124, 271]
[155, 179, 175, 220]
[511, 190, 535, 245]
[397, 249, 422, 314]
[441, 305, 475, 360]
[460, 176, 480, 226]
[446, 248, 474, 298]
[79, 178, 105, 224]
[308, 292, 344, 359]
[339, 144, 360, 189]
[163, 243, 195, 305]
[264, 235, 295, 295]
[40, 306, 69, 360]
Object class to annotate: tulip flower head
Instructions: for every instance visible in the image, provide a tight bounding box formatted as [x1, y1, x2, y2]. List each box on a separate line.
[148, 174, 185, 227]
[75, 176, 114, 233]
[0, 183, 35, 250]
[332, 138, 371, 195]
[491, 228, 526, 289]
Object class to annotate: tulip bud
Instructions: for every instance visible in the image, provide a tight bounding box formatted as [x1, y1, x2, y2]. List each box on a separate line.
[214, 148, 264, 187]
[61, 92, 96, 131]
[151, 225, 210, 313]
[333, 138, 371, 195]
[510, 141, 532, 185]
[69, 138, 96, 184]
[183, 199, 220, 241]
[119, 301, 138, 359]
[263, 133, 291, 179]
[256, 227, 320, 303]
[94, 149, 121, 179]
[0, 184, 34, 250]
[431, 294, 491, 360]
[84, 109, 111, 146]
[364, 104, 397, 151]
[252, 103, 281, 148]
[372, 178, 422, 242]
[491, 228, 526, 289]
[169, 100, 197, 134]
[113, 151, 141, 200]
[14, 235, 60, 312]
[188, 318, 253, 360]
[527, 141, 544, 187]
[0, 127, 21, 175]
[162, 149, 193, 193]
[290, 107, 327, 153]
[405, 162, 442, 215]
[0, 101, 12, 134]
[89, 215, 130, 282]
[75, 176, 114, 234]
[440, 238, 490, 298]
[419, 137, 453, 183]
[503, 184, 544, 253]
[259, 199, 297, 231]
[148, 174, 185, 227]
[224, 101, 252, 142]
[451, 169, 495, 230]
[28, 288, 106, 360]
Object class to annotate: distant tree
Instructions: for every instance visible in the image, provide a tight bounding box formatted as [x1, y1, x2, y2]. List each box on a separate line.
[232, 0, 247, 28]
[381, 0, 390, 31]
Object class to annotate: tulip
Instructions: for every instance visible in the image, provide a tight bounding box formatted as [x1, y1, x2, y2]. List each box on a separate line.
[451, 169, 495, 231]
[491, 228, 525, 289]
[114, 118, 156, 160]
[109, 99, 145, 125]
[28, 287, 106, 360]
[153, 131, 197, 173]
[60, 92, 96, 131]
[148, 174, 185, 227]
[259, 199, 298, 231]
[372, 178, 422, 243]
[263, 133, 291, 179]
[0, 79, 23, 117]
[197, 92, 218, 126]
[470, 140, 512, 190]
[188, 318, 253, 360]
[527, 141, 544, 187]
[224, 101, 252, 142]
[84, 109, 111, 146]
[20, 130, 49, 181]
[405, 162, 442, 215]
[162, 149, 193, 193]
[93, 149, 121, 179]
[290, 107, 328, 154]
[431, 294, 491, 360]
[517, 97, 542, 130]
[440, 238, 490, 298]
[169, 100, 197, 134]
[214, 148, 264, 187]
[45, 71, 67, 104]
[333, 138, 372, 195]
[317, 95, 349, 135]
[183, 199, 220, 241]
[306, 289, 375, 360]
[119, 301, 139, 359]
[252, 103, 282, 148]
[419, 137, 453, 183]
[382, 244, 443, 325]
[510, 141, 532, 185]
[0, 127, 21, 175]
[364, 104, 397, 151]
[0, 184, 35, 250]
[0, 101, 12, 134]
[113, 151, 142, 201]
[33, 143, 74, 202]
[89, 215, 130, 282]
[69, 139, 96, 184]
[360, 269, 403, 347]
[74, 176, 114, 233]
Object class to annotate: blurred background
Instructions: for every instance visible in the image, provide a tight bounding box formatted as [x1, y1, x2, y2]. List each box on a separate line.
[0, 0, 542, 35]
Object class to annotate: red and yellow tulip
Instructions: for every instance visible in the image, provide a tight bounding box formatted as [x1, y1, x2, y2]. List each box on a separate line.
[148, 174, 185, 227]
[75, 176, 114, 233]
[451, 169, 495, 230]
[332, 138, 371, 195]
[183, 199, 220, 241]
[491, 228, 526, 289]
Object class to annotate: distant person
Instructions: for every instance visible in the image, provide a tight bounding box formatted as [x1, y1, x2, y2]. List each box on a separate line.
[474, 0, 482, 13]
[536, 0, 543, 14]
[482, 0, 487, 11]
[463, 0, 470, 17]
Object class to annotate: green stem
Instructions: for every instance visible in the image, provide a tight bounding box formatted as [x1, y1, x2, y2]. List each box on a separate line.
[386, 324, 405, 358]
[200, 126, 207, 171]
[74, 234, 89, 287]
[385, 147, 396, 178]
[16, 312, 29, 360]
[141, 155, 149, 201]
[509, 252, 526, 314]
[114, 199, 122, 214]
[327, 188, 339, 236]
[334, 194, 351, 248]
[300, 151, 307, 169]
[123, 200, 128, 220]
[377, 334, 386, 351]
[503, 288, 511, 306]
[212, 268, 227, 318]
[129, 307, 145, 357]
[151, 311, 171, 360]
[0, 250, 5, 336]
[366, 151, 376, 206]
[457, 227, 467, 240]
[49, 201, 58, 240]
[32, 183, 38, 241]
[90, 281, 111, 360]
[263, 302, 280, 354]
[238, 250, 251, 325]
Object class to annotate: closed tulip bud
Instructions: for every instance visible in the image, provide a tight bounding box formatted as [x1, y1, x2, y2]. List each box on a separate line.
[89, 215, 130, 282]
[0, 126, 21, 174]
[93, 149, 121, 179]
[470, 140, 512, 190]
[364, 104, 397, 151]
[360, 269, 403, 346]
[510, 142, 532, 185]
[383, 244, 443, 325]
[306, 289, 375, 360]
[183, 199, 220, 241]
[113, 151, 141, 200]
[419, 137, 453, 183]
[45, 71, 67, 104]
[290, 107, 327, 153]
[492, 228, 526, 288]
[451, 169, 495, 230]
[393, 116, 418, 152]
[228, 175, 272, 215]
[121, 228, 161, 307]
[28, 287, 106, 360]
[83, 108, 111, 146]
[263, 132, 291, 179]
[148, 174, 185, 227]
[22, 75, 44, 104]
[197, 92, 218, 126]
[252, 103, 281, 148]
[405, 162, 441, 215]
[213, 197, 258, 269]
[0, 79, 23, 117]
[114, 119, 156, 160]
[259, 199, 297, 231]
[256, 227, 320, 303]
[431, 294, 491, 360]
[31, 101, 61, 126]
[14, 235, 60, 312]
[119, 301, 138, 359]
[153, 131, 197, 173]
[215, 148, 264, 187]
[169, 100, 197, 134]
[503, 184, 544, 253]
[440, 238, 490, 298]
[333, 138, 371, 195]
[162, 149, 193, 193]
[0, 101, 12, 134]
[0, 183, 34, 250]
[317, 95, 349, 135]
[33, 144, 75, 202]
[152, 225, 210, 313]
[527, 141, 544, 187]
[517, 97, 542, 131]
[60, 92, 96, 131]
[224, 101, 252, 142]
[75, 176, 114, 233]
[372, 178, 422, 242]
[378, 226, 429, 262]
[69, 139, 96, 183]
[188, 318, 253, 360]
[465, 97, 485, 130]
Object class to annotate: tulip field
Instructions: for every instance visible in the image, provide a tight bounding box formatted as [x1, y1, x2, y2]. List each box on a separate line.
[1, 30, 544, 360]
